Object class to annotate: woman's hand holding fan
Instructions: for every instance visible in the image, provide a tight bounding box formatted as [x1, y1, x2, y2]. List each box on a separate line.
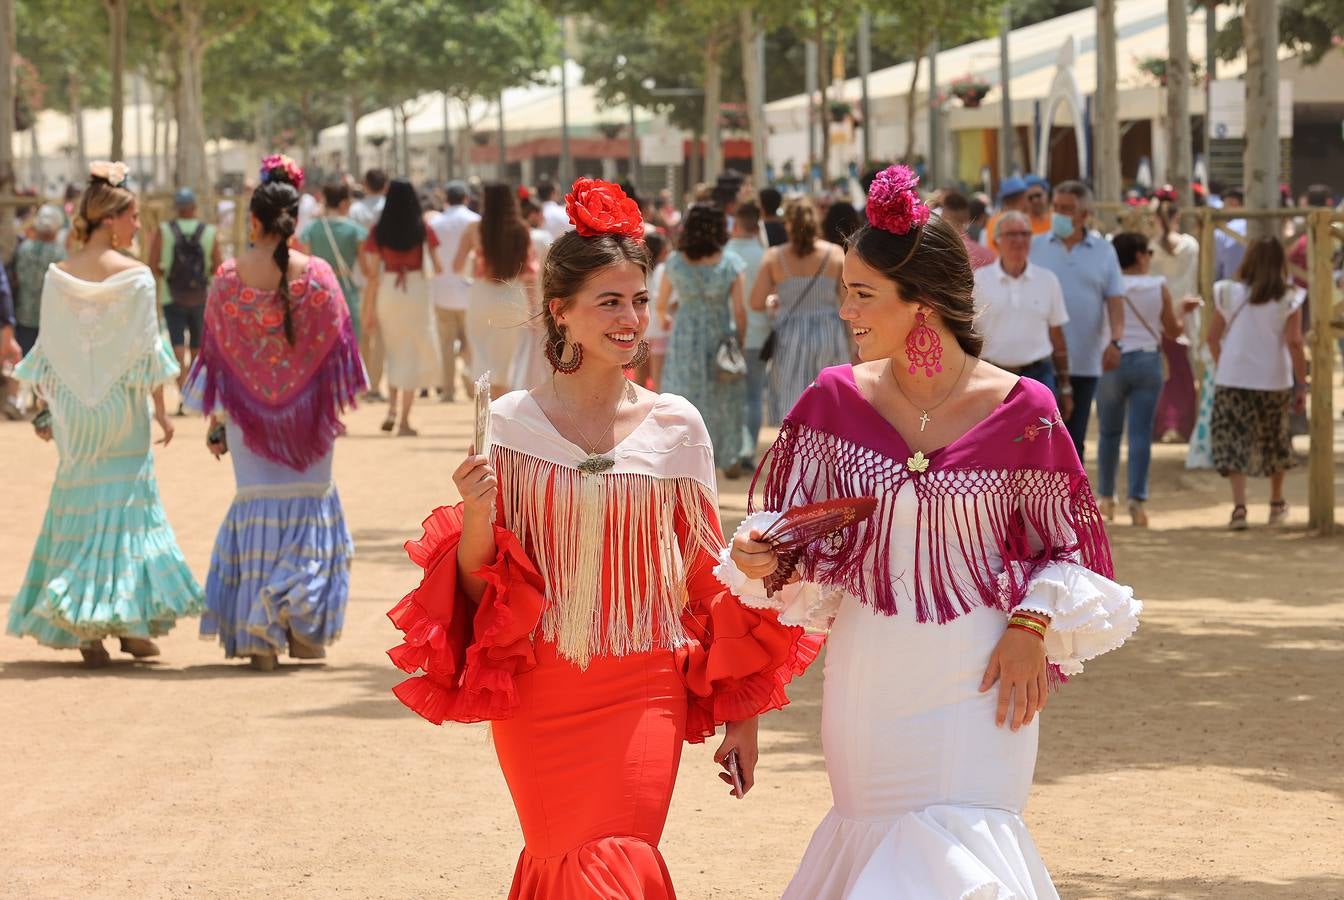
[732, 498, 878, 595]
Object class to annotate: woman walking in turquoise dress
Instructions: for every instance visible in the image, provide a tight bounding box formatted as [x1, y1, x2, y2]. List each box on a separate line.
[655, 204, 749, 477]
[7, 162, 204, 666]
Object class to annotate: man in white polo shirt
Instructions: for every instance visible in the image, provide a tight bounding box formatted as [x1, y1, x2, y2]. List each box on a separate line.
[428, 181, 480, 401]
[974, 210, 1074, 421]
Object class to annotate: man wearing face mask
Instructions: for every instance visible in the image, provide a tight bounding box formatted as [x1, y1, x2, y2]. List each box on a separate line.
[1029, 180, 1126, 460]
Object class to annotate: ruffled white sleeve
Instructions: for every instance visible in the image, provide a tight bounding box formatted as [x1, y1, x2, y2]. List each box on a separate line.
[713, 511, 844, 631]
[1013, 561, 1141, 676]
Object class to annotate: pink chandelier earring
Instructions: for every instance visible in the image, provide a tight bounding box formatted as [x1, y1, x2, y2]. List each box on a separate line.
[545, 330, 583, 374]
[623, 339, 650, 371]
[905, 311, 943, 378]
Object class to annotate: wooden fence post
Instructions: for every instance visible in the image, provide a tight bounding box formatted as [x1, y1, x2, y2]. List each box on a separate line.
[1307, 210, 1336, 535]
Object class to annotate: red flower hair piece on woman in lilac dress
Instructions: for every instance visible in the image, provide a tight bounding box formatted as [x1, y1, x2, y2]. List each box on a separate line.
[865, 164, 930, 236]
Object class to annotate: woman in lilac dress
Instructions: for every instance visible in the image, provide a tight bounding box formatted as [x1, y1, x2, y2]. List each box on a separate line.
[185, 156, 366, 669]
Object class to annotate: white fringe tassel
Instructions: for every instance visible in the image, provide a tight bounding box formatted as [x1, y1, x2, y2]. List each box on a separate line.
[494, 445, 721, 669]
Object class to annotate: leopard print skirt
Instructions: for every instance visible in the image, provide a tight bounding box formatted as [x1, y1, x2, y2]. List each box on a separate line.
[1210, 386, 1295, 477]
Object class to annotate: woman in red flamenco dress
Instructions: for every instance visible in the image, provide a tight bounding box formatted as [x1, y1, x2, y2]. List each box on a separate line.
[387, 179, 819, 899]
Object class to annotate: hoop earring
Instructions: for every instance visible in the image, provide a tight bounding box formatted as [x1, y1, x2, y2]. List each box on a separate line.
[904, 311, 943, 378]
[545, 333, 583, 374]
[623, 339, 650, 371]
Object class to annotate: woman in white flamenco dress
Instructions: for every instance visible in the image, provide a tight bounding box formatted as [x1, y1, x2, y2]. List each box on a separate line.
[718, 167, 1141, 900]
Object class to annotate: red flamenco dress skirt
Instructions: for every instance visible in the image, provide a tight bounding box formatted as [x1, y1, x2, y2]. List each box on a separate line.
[387, 505, 820, 899]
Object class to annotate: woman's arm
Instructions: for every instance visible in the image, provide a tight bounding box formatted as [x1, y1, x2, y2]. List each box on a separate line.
[1284, 307, 1307, 384]
[360, 251, 381, 332]
[732, 274, 747, 341]
[453, 451, 499, 605]
[749, 250, 776, 311]
[1206, 309, 1227, 364]
[452, 223, 477, 275]
[151, 385, 174, 447]
[655, 270, 674, 331]
[1159, 283, 1182, 339]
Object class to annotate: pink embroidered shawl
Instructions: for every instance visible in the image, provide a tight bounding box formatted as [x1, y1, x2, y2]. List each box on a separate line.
[188, 256, 366, 470]
[749, 365, 1113, 624]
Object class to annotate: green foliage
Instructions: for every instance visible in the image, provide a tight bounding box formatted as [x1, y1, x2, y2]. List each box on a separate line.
[1216, 0, 1344, 66]
[16, 0, 112, 113]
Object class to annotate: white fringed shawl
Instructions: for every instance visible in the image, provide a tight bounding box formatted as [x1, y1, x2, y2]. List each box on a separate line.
[489, 390, 722, 668]
[16, 265, 177, 460]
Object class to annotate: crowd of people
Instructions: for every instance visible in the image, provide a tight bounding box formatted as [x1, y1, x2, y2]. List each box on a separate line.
[1, 147, 1336, 897]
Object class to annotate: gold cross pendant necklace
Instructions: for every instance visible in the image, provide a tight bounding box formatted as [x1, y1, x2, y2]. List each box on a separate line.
[888, 354, 968, 433]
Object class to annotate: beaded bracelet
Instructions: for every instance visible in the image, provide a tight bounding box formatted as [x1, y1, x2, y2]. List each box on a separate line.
[1010, 611, 1050, 628]
[1007, 622, 1046, 640]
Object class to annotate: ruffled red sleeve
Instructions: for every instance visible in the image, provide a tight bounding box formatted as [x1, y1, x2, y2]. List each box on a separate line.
[674, 494, 823, 744]
[386, 504, 547, 725]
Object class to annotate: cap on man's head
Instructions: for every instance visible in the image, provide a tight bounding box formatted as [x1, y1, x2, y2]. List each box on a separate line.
[445, 180, 468, 205]
[1024, 174, 1049, 192]
[174, 187, 197, 209]
[998, 176, 1028, 200]
[34, 204, 64, 234]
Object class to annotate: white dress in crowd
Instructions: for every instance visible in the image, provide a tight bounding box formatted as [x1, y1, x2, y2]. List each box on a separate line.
[715, 369, 1141, 899]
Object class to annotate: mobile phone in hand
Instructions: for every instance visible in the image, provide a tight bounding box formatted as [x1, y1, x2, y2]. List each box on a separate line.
[726, 749, 744, 799]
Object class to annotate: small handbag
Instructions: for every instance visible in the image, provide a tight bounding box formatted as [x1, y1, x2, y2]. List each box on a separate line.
[715, 333, 748, 382]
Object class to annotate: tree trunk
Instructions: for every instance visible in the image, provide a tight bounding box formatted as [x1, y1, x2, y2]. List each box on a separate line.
[69, 71, 88, 177]
[903, 51, 923, 164]
[401, 104, 411, 176]
[0, 0, 15, 256]
[174, 24, 210, 201]
[816, 24, 832, 182]
[1166, 0, 1192, 215]
[1242, 0, 1279, 238]
[1093, 0, 1121, 223]
[689, 126, 703, 193]
[299, 91, 312, 167]
[702, 35, 723, 181]
[106, 0, 127, 161]
[149, 90, 159, 189]
[739, 8, 767, 183]
[390, 106, 401, 176]
[347, 93, 361, 175]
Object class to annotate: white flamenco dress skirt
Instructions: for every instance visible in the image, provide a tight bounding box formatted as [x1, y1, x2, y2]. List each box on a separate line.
[783, 595, 1057, 900]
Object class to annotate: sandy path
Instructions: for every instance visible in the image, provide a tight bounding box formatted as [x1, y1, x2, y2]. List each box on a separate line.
[2, 392, 1341, 899]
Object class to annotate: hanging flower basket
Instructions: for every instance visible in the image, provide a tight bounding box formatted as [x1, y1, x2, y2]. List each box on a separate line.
[720, 110, 747, 133]
[472, 132, 491, 146]
[950, 76, 991, 108]
[1135, 56, 1205, 87]
[598, 123, 623, 140]
[828, 100, 853, 123]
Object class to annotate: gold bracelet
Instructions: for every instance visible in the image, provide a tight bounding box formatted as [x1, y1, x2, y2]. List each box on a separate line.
[1008, 617, 1048, 637]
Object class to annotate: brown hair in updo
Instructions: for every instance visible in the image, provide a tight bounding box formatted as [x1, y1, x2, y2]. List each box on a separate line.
[848, 214, 984, 357]
[71, 178, 136, 244]
[541, 230, 652, 351]
[784, 196, 820, 256]
[250, 173, 301, 345]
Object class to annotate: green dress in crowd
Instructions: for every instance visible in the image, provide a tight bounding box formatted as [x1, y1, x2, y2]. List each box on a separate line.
[8, 265, 204, 648]
[301, 215, 368, 340]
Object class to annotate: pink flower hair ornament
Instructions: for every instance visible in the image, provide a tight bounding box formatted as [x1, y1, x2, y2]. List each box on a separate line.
[865, 165, 931, 236]
[260, 154, 304, 191]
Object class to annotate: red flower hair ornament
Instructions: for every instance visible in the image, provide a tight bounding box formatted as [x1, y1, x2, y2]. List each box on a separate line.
[565, 178, 644, 240]
[865, 164, 930, 236]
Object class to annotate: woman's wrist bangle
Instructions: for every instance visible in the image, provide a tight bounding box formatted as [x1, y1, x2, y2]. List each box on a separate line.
[1010, 611, 1050, 628]
[1007, 622, 1046, 641]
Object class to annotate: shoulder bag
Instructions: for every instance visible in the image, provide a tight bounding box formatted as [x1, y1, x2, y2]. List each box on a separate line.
[759, 250, 830, 362]
[1121, 290, 1170, 381]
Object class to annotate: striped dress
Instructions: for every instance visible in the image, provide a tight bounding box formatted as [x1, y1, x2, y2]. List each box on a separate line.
[767, 250, 850, 424]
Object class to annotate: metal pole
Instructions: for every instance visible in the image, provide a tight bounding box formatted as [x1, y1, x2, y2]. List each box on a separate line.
[133, 74, 145, 184]
[858, 11, 872, 167]
[928, 37, 940, 188]
[998, 2, 1014, 182]
[805, 40, 818, 192]
[559, 16, 572, 187]
[628, 101, 639, 186]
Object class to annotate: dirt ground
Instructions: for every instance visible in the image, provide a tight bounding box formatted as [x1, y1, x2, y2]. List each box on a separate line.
[2, 389, 1342, 900]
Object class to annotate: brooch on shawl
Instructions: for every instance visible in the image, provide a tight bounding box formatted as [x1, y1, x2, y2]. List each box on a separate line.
[905, 450, 930, 473]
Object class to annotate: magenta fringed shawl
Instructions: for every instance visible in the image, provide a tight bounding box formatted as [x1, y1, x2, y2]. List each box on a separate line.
[749, 365, 1113, 624]
[188, 256, 366, 470]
